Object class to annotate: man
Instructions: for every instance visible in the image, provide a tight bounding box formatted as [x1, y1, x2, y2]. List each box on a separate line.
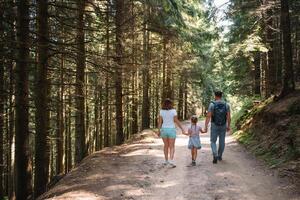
[204, 91, 231, 164]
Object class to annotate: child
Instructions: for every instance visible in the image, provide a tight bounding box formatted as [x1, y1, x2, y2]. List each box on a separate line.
[187, 115, 205, 166]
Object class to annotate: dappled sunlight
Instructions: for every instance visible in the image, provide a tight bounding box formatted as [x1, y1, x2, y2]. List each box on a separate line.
[122, 149, 164, 158]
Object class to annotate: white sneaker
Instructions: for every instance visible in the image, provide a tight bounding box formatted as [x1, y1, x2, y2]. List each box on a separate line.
[163, 160, 169, 166]
[168, 160, 176, 168]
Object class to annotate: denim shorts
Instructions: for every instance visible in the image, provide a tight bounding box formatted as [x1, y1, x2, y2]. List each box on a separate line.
[160, 128, 176, 139]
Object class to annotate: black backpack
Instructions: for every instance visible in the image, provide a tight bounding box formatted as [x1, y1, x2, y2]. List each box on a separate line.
[211, 101, 227, 126]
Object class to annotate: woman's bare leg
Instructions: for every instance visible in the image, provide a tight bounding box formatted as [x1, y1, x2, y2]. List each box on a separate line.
[168, 138, 176, 160]
[162, 138, 169, 161]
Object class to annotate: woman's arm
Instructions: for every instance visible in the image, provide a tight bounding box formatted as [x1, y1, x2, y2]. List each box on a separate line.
[157, 116, 163, 136]
[174, 116, 185, 133]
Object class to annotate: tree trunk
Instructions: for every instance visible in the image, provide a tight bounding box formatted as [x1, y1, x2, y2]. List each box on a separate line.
[177, 75, 184, 120]
[142, 7, 150, 130]
[130, 0, 138, 135]
[56, 52, 64, 175]
[104, 1, 110, 147]
[75, 0, 86, 164]
[0, 6, 4, 197]
[279, 0, 295, 97]
[260, 53, 267, 97]
[253, 52, 261, 95]
[183, 79, 188, 120]
[99, 87, 103, 150]
[15, 0, 32, 198]
[115, 0, 125, 145]
[94, 86, 100, 151]
[7, 4, 15, 198]
[66, 84, 72, 172]
[266, 7, 276, 95]
[34, 0, 50, 196]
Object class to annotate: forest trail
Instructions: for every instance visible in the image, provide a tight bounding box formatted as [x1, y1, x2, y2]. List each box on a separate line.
[40, 121, 298, 200]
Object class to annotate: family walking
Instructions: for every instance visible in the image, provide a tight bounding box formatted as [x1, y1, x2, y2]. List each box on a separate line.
[157, 91, 231, 166]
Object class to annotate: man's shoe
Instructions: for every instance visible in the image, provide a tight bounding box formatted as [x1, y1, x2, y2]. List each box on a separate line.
[213, 157, 218, 164]
[218, 156, 222, 161]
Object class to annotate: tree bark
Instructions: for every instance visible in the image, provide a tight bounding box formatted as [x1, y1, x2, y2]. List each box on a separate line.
[142, 6, 150, 130]
[15, 0, 32, 198]
[0, 5, 4, 197]
[279, 0, 295, 97]
[34, 0, 50, 196]
[104, 0, 110, 147]
[253, 52, 261, 95]
[75, 0, 86, 164]
[115, 0, 125, 145]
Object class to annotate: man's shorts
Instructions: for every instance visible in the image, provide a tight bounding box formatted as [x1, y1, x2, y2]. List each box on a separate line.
[160, 128, 176, 139]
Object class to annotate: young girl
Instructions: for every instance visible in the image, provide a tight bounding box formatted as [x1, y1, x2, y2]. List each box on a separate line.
[187, 115, 205, 166]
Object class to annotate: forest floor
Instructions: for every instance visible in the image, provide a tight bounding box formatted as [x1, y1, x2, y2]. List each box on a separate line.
[40, 121, 299, 200]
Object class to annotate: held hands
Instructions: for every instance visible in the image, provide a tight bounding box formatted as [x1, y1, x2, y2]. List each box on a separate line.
[182, 129, 190, 136]
[200, 128, 206, 133]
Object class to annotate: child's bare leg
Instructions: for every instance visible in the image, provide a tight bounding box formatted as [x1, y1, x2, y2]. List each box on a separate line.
[193, 148, 198, 161]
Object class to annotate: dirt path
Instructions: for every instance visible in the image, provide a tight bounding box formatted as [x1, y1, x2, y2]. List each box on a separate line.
[40, 121, 299, 200]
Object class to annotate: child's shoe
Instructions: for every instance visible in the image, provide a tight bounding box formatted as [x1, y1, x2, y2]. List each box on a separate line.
[192, 160, 196, 166]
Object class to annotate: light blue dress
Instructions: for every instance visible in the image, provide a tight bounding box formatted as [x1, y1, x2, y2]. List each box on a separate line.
[188, 125, 202, 149]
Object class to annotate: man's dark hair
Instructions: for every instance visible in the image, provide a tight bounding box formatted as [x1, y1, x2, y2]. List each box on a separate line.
[214, 91, 223, 98]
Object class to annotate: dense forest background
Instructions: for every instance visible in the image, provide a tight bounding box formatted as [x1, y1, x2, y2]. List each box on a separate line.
[0, 0, 298, 199]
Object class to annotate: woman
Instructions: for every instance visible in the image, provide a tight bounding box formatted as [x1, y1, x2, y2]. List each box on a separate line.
[157, 99, 186, 167]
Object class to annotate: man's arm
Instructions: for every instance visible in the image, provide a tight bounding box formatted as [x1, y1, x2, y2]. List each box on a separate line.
[226, 111, 231, 132]
[204, 112, 211, 132]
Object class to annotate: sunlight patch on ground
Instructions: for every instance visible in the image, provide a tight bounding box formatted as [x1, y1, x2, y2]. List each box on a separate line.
[154, 180, 178, 189]
[124, 188, 147, 196]
[122, 148, 164, 158]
